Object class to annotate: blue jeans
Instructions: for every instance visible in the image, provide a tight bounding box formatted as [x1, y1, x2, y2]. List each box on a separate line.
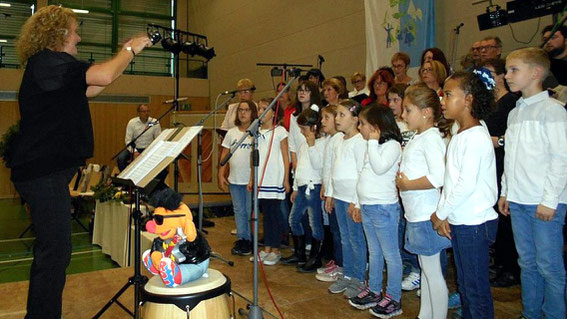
[289, 185, 323, 240]
[450, 219, 498, 319]
[509, 202, 566, 319]
[334, 199, 367, 282]
[229, 184, 252, 241]
[362, 203, 403, 301]
[328, 207, 343, 266]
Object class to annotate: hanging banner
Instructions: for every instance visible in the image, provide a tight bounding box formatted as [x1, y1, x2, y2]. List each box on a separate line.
[365, 0, 435, 77]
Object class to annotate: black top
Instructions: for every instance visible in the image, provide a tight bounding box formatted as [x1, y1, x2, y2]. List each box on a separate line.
[484, 91, 519, 190]
[10, 49, 93, 182]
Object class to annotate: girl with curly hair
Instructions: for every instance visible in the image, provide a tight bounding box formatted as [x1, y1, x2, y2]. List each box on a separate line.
[431, 70, 498, 318]
[10, 5, 152, 318]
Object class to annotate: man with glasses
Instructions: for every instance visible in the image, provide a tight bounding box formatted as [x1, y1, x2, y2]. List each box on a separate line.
[471, 41, 482, 66]
[117, 104, 161, 171]
[479, 36, 502, 62]
[219, 78, 257, 134]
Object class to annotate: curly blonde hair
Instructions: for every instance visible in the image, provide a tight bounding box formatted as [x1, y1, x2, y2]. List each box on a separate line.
[16, 5, 76, 64]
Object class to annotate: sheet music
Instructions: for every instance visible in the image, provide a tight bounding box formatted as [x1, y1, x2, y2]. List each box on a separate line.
[117, 126, 203, 187]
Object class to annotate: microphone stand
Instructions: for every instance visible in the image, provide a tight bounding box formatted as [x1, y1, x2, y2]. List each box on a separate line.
[220, 72, 299, 319]
[450, 23, 464, 72]
[193, 92, 237, 232]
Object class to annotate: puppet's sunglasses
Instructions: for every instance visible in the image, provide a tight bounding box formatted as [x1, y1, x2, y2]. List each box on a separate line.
[152, 214, 186, 225]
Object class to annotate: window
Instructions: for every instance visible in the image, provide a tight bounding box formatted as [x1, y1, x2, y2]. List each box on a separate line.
[0, 1, 35, 68]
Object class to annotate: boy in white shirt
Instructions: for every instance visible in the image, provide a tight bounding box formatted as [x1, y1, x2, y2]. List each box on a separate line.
[499, 47, 567, 319]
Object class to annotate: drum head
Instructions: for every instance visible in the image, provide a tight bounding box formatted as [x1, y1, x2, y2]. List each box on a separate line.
[144, 268, 227, 295]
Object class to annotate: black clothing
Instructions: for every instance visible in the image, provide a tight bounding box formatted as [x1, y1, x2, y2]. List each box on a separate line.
[10, 49, 92, 182]
[484, 91, 521, 278]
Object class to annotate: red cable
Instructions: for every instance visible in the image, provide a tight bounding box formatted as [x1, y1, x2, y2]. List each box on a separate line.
[252, 74, 286, 319]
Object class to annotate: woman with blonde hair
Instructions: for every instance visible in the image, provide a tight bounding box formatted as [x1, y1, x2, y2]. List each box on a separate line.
[10, 5, 151, 318]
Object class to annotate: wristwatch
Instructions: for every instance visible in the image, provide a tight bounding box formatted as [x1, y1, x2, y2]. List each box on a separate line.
[126, 46, 135, 57]
[497, 136, 505, 147]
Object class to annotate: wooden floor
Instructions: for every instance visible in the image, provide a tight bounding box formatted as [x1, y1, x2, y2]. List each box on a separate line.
[0, 215, 523, 319]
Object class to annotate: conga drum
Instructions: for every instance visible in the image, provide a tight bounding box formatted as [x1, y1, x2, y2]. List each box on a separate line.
[142, 268, 232, 318]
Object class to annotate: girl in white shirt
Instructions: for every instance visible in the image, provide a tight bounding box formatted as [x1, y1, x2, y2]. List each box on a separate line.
[348, 105, 404, 317]
[281, 105, 327, 272]
[431, 70, 498, 318]
[316, 105, 345, 281]
[396, 84, 451, 319]
[327, 100, 368, 298]
[247, 99, 290, 265]
[218, 101, 257, 255]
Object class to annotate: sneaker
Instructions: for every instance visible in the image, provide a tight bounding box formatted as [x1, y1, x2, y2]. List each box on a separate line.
[317, 260, 336, 274]
[315, 267, 343, 282]
[343, 280, 366, 299]
[401, 272, 420, 291]
[348, 287, 382, 310]
[249, 250, 269, 262]
[263, 252, 281, 266]
[369, 294, 403, 318]
[329, 277, 354, 294]
[231, 239, 252, 256]
[448, 292, 461, 309]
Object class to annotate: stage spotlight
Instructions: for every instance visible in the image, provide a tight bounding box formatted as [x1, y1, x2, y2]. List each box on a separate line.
[181, 41, 198, 56]
[161, 37, 182, 55]
[196, 43, 216, 61]
[147, 28, 162, 45]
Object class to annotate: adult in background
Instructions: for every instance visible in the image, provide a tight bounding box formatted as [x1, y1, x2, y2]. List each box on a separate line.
[391, 52, 413, 85]
[219, 78, 256, 133]
[362, 68, 394, 106]
[471, 41, 482, 66]
[9, 5, 152, 319]
[479, 36, 502, 62]
[480, 59, 521, 288]
[418, 60, 447, 97]
[542, 24, 567, 86]
[348, 72, 370, 99]
[307, 68, 325, 90]
[420, 47, 451, 76]
[117, 104, 161, 171]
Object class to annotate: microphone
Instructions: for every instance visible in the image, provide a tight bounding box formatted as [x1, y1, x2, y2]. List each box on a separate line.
[164, 97, 188, 104]
[222, 86, 256, 95]
[318, 55, 325, 63]
[147, 120, 159, 127]
[288, 68, 302, 77]
[173, 122, 186, 127]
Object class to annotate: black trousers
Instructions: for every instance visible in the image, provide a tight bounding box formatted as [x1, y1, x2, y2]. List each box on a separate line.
[14, 167, 76, 319]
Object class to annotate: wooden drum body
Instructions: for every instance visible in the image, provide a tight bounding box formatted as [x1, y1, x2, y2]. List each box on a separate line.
[142, 268, 231, 319]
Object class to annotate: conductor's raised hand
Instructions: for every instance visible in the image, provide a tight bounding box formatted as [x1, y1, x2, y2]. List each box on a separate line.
[126, 34, 153, 55]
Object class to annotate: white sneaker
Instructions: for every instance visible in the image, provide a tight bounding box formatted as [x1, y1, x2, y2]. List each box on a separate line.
[317, 260, 336, 274]
[315, 266, 343, 282]
[402, 271, 421, 291]
[263, 252, 281, 265]
[249, 250, 268, 262]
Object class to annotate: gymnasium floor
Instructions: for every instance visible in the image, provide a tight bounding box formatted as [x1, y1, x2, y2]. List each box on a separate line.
[0, 197, 523, 318]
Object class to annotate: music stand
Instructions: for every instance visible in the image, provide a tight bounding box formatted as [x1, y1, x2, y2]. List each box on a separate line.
[93, 126, 202, 318]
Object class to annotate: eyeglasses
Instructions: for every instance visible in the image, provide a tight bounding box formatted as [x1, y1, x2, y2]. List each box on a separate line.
[479, 45, 499, 51]
[351, 79, 365, 84]
[152, 214, 186, 225]
[238, 108, 251, 113]
[420, 67, 433, 74]
[239, 89, 253, 94]
[471, 47, 481, 52]
[374, 81, 387, 86]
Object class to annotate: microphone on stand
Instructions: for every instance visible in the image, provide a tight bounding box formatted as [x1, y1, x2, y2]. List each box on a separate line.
[221, 86, 256, 95]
